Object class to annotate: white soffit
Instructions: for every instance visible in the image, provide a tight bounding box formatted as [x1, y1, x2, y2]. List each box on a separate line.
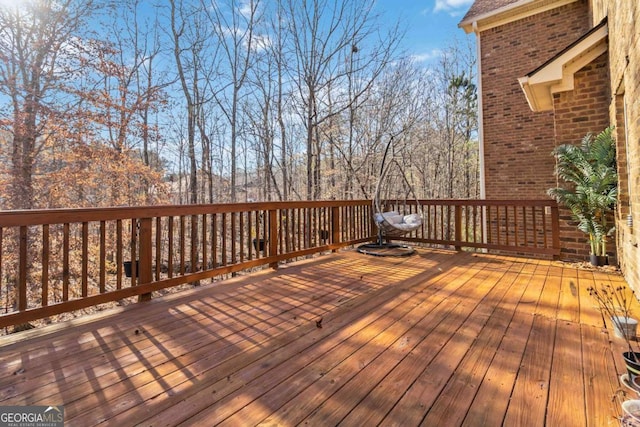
[518, 22, 608, 112]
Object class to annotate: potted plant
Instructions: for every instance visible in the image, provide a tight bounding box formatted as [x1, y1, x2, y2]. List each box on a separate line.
[548, 126, 617, 266]
[588, 284, 640, 387]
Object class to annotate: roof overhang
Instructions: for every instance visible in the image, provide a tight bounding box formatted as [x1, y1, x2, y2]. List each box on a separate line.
[518, 21, 608, 112]
[459, 0, 579, 34]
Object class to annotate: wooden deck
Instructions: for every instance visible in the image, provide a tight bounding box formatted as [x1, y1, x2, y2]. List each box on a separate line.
[0, 248, 632, 426]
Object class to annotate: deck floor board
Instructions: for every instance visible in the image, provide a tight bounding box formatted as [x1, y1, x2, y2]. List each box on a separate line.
[0, 249, 631, 426]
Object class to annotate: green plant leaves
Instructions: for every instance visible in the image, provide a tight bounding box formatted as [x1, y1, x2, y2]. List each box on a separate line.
[547, 126, 617, 256]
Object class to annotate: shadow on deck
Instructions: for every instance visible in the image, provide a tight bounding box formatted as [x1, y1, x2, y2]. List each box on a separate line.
[0, 248, 631, 426]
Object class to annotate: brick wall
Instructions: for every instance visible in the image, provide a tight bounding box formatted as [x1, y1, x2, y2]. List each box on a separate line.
[480, 0, 590, 200]
[552, 53, 611, 260]
[552, 53, 610, 147]
[475, 0, 639, 270]
[597, 0, 640, 291]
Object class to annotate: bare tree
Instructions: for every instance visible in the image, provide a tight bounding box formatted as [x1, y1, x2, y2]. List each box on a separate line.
[201, 0, 261, 202]
[431, 41, 478, 198]
[79, 0, 170, 204]
[0, 1, 477, 210]
[169, 0, 214, 204]
[0, 0, 98, 209]
[284, 0, 400, 200]
[330, 58, 428, 200]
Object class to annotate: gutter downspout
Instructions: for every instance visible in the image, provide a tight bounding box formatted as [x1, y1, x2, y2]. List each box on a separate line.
[473, 21, 489, 250]
[474, 21, 486, 200]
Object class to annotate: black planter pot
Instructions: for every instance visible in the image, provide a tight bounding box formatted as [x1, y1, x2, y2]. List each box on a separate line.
[589, 254, 608, 267]
[319, 229, 329, 241]
[252, 238, 265, 252]
[123, 260, 139, 278]
[624, 351, 640, 384]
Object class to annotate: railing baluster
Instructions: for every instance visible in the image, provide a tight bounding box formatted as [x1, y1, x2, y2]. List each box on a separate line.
[298, 208, 303, 250]
[211, 214, 217, 268]
[464, 205, 469, 243]
[63, 223, 69, 301]
[424, 204, 429, 240]
[473, 205, 478, 243]
[116, 220, 122, 289]
[202, 214, 208, 271]
[191, 214, 198, 272]
[168, 216, 174, 278]
[522, 206, 528, 249]
[221, 213, 227, 266]
[99, 221, 106, 293]
[82, 222, 88, 298]
[247, 210, 253, 261]
[532, 207, 538, 248]
[437, 205, 442, 241]
[179, 216, 186, 274]
[254, 210, 258, 258]
[42, 225, 49, 306]
[239, 211, 245, 263]
[486, 206, 492, 245]
[542, 206, 548, 249]
[131, 219, 138, 284]
[504, 206, 509, 246]
[18, 226, 27, 311]
[231, 212, 237, 265]
[496, 207, 502, 246]
[279, 209, 285, 252]
[512, 205, 518, 247]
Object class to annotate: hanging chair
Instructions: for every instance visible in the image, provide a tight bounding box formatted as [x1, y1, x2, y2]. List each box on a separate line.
[358, 136, 423, 257]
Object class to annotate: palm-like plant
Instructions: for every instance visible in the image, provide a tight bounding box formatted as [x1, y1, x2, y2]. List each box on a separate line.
[548, 126, 617, 257]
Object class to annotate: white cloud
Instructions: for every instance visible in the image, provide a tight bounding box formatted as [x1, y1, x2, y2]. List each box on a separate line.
[238, 1, 253, 18]
[433, 0, 474, 15]
[410, 49, 443, 63]
[250, 34, 272, 52]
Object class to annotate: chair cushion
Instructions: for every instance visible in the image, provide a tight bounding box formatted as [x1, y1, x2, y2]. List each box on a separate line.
[403, 213, 421, 225]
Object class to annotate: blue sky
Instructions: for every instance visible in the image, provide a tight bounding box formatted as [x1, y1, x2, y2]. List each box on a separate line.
[374, 0, 475, 63]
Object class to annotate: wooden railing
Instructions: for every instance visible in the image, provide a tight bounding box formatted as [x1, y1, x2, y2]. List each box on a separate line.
[0, 199, 559, 329]
[385, 199, 560, 256]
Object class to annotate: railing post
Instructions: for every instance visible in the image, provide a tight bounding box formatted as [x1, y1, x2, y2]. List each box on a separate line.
[370, 209, 377, 242]
[269, 209, 279, 269]
[331, 206, 340, 252]
[138, 218, 153, 302]
[550, 204, 561, 259]
[454, 205, 462, 251]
